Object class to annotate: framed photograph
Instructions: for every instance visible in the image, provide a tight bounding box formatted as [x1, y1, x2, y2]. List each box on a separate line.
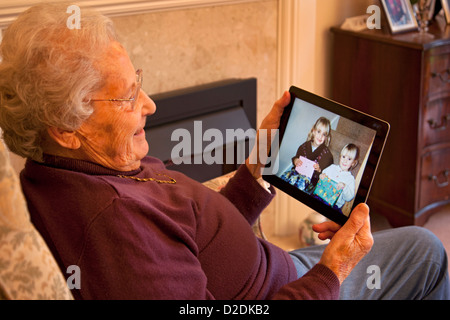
[380, 0, 418, 34]
[442, 0, 450, 24]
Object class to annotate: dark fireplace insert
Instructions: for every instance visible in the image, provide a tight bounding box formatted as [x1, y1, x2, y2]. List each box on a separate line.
[145, 78, 257, 182]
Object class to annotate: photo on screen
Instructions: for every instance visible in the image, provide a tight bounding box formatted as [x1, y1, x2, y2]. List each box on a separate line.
[273, 98, 377, 217]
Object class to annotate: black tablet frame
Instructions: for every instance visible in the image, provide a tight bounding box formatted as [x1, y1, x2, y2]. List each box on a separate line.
[263, 86, 390, 225]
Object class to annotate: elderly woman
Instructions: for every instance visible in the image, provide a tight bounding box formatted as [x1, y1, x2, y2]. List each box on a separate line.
[0, 3, 448, 300]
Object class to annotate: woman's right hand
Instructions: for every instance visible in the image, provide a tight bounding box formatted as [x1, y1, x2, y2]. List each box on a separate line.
[312, 203, 373, 284]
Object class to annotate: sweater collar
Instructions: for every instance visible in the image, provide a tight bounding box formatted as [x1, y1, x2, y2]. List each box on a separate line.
[39, 154, 142, 177]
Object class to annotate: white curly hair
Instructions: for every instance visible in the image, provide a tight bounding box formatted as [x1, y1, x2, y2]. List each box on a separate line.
[0, 2, 116, 161]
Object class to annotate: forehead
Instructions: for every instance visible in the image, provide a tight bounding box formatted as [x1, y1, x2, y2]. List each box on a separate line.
[315, 122, 329, 131]
[341, 148, 356, 158]
[95, 41, 135, 92]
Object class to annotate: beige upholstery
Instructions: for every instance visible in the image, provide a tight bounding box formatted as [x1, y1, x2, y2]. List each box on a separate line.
[0, 139, 73, 300]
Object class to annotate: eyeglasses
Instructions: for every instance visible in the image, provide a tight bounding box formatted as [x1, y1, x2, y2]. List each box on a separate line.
[90, 69, 143, 112]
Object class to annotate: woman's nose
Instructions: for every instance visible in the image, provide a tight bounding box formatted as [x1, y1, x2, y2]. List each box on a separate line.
[138, 89, 156, 116]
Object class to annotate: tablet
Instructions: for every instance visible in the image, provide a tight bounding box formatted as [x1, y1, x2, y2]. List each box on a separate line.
[262, 86, 390, 225]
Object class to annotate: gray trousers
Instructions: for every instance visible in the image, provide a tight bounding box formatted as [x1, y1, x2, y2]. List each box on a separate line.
[289, 226, 450, 300]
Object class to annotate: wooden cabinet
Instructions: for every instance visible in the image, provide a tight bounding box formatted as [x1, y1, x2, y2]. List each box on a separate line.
[331, 19, 450, 227]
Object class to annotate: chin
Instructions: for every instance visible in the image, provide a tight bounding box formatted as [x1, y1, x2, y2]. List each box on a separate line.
[135, 143, 149, 161]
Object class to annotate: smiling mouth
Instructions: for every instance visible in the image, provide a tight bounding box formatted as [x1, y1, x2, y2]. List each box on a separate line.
[134, 128, 145, 136]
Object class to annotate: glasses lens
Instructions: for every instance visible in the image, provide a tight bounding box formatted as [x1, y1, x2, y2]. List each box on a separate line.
[131, 70, 143, 111]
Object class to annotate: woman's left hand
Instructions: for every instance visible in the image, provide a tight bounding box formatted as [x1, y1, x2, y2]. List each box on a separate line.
[246, 91, 291, 179]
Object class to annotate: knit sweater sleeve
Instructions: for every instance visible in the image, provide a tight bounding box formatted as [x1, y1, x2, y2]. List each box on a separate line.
[219, 165, 341, 300]
[218, 166, 340, 299]
[272, 264, 340, 300]
[219, 164, 275, 226]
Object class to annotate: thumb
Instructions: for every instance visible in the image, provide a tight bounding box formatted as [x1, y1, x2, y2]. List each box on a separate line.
[341, 203, 370, 235]
[268, 91, 291, 119]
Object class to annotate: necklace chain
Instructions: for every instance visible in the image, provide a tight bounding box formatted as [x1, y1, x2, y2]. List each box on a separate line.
[117, 173, 176, 184]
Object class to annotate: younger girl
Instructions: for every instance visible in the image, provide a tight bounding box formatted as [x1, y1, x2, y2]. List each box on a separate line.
[281, 117, 334, 192]
[317, 143, 360, 210]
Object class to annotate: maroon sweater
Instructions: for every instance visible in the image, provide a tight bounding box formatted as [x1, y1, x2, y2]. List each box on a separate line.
[20, 155, 339, 300]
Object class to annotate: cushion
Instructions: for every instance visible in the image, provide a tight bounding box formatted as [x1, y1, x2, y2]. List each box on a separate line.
[0, 139, 73, 300]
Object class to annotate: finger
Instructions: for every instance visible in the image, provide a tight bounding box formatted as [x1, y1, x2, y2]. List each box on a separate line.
[255, 92, 289, 140]
[317, 231, 336, 241]
[312, 220, 340, 233]
[275, 91, 291, 109]
[265, 91, 291, 123]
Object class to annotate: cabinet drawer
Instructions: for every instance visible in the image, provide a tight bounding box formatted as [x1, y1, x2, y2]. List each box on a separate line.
[423, 96, 450, 147]
[419, 147, 450, 210]
[428, 50, 450, 97]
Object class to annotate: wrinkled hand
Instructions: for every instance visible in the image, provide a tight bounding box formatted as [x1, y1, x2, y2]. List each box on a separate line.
[313, 203, 373, 284]
[246, 91, 291, 179]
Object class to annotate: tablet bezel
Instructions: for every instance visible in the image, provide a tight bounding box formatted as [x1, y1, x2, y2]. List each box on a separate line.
[262, 86, 390, 225]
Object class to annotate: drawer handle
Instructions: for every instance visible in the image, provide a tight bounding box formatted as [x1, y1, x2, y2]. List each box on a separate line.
[431, 69, 450, 83]
[428, 114, 450, 130]
[428, 169, 449, 188]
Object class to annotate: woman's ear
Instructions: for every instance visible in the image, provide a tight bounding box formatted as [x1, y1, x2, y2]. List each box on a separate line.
[47, 127, 81, 150]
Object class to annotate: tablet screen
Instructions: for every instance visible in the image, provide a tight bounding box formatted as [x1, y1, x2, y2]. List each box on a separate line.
[263, 86, 389, 225]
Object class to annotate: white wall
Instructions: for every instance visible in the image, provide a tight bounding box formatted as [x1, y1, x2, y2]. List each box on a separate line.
[283, 0, 376, 97]
[315, 0, 377, 97]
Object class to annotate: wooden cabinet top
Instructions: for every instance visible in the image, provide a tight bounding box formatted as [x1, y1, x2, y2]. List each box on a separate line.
[331, 16, 450, 51]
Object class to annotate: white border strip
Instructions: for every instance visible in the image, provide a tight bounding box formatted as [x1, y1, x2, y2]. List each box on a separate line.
[275, 0, 317, 236]
[0, 0, 262, 28]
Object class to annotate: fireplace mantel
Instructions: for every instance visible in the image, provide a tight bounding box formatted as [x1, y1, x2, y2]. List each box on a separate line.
[0, 0, 262, 28]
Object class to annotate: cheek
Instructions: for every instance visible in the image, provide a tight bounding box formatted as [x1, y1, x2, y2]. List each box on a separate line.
[86, 114, 137, 153]
[107, 116, 137, 145]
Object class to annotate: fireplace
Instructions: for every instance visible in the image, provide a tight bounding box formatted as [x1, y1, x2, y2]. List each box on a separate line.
[145, 78, 257, 182]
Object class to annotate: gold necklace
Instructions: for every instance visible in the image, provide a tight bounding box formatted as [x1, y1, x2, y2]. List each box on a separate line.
[117, 173, 176, 184]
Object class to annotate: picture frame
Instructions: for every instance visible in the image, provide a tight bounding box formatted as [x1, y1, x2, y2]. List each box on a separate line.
[442, 0, 450, 24]
[380, 0, 418, 34]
